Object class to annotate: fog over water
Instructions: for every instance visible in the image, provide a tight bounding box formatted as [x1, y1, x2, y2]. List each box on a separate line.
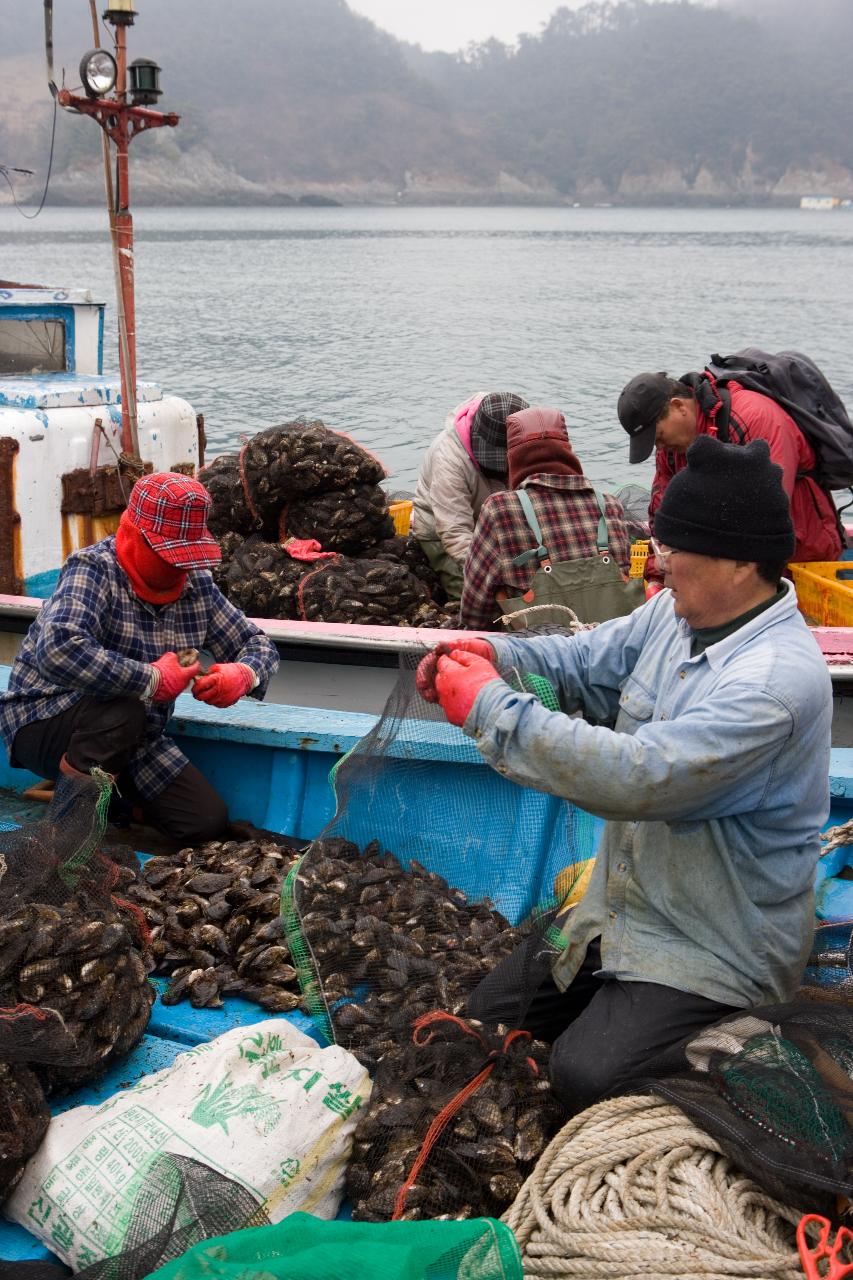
[2, 204, 851, 494]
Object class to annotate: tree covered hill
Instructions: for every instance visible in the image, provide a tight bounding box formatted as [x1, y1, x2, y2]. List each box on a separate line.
[1, 0, 851, 204]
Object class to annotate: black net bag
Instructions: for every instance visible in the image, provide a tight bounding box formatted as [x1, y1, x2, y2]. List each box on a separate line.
[646, 999, 853, 1211]
[0, 1062, 50, 1203]
[360, 536, 446, 604]
[346, 1012, 564, 1222]
[241, 421, 386, 521]
[74, 1154, 270, 1280]
[220, 536, 303, 620]
[296, 558, 430, 626]
[0, 771, 154, 1094]
[282, 652, 599, 1219]
[281, 484, 394, 555]
[198, 455, 264, 539]
[124, 836, 304, 1013]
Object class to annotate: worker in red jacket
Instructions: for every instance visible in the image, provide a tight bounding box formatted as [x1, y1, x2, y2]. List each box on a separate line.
[618, 370, 842, 582]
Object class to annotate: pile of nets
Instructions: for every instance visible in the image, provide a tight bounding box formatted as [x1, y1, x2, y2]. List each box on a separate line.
[0, 773, 155, 1199]
[200, 422, 455, 626]
[503, 1093, 812, 1280]
[649, 999, 853, 1213]
[125, 836, 304, 1013]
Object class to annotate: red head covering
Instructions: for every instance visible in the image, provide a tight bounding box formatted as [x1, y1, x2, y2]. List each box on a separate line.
[115, 511, 188, 604]
[507, 407, 584, 488]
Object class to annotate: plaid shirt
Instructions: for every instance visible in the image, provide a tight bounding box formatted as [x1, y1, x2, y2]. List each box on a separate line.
[0, 537, 278, 798]
[460, 474, 631, 630]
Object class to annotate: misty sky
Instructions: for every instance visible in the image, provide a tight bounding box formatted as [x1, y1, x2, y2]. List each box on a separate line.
[347, 1, 584, 51]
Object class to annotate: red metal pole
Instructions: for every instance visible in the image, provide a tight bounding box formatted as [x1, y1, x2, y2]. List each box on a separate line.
[113, 23, 139, 457]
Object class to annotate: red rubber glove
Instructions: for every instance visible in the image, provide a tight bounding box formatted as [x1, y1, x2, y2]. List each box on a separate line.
[192, 663, 255, 708]
[416, 637, 496, 704]
[434, 650, 501, 727]
[150, 651, 200, 703]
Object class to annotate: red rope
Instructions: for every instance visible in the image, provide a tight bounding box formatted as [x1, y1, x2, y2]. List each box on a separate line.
[391, 1013, 538, 1220]
[296, 556, 339, 621]
[238, 441, 263, 526]
[0, 1002, 52, 1023]
[112, 895, 151, 947]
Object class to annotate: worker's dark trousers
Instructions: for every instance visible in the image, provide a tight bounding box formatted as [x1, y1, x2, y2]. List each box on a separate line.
[467, 934, 739, 1115]
[11, 696, 228, 845]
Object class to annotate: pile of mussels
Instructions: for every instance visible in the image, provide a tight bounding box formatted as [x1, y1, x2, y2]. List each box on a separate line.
[0, 1063, 50, 1201]
[125, 838, 304, 1012]
[293, 837, 526, 1069]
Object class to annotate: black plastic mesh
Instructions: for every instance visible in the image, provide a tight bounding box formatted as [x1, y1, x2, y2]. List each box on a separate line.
[240, 421, 386, 522]
[283, 651, 598, 1220]
[282, 483, 394, 554]
[0, 1062, 50, 1203]
[647, 999, 853, 1210]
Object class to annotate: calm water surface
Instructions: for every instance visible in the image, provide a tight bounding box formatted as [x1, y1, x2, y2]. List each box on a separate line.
[2, 205, 852, 493]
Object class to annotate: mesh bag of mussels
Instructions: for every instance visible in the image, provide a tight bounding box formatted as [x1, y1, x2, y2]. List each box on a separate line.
[281, 483, 395, 554]
[297, 557, 430, 626]
[284, 651, 600, 1221]
[197, 455, 267, 539]
[0, 772, 154, 1198]
[240, 421, 386, 523]
[219, 536, 304, 620]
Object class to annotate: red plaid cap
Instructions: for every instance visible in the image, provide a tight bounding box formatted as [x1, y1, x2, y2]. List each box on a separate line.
[127, 472, 221, 569]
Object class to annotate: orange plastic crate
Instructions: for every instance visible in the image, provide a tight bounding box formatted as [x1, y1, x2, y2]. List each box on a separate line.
[789, 561, 853, 626]
[629, 540, 649, 579]
[388, 499, 413, 536]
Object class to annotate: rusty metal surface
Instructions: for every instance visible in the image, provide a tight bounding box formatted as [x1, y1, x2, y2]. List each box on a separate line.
[60, 459, 152, 516]
[0, 438, 22, 595]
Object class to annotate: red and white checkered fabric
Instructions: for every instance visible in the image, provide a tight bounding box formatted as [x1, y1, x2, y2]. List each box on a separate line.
[127, 472, 221, 568]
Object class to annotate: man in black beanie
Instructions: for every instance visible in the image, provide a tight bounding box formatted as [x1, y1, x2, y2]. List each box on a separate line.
[416, 435, 833, 1114]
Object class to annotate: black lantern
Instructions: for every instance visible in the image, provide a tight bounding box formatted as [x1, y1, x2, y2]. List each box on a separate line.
[128, 58, 162, 105]
[102, 1, 137, 24]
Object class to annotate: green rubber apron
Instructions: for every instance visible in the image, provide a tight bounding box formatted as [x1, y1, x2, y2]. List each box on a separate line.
[498, 488, 645, 630]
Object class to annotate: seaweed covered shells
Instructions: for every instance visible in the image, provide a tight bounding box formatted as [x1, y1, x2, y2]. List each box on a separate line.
[0, 899, 155, 1093]
[0, 1063, 50, 1202]
[283, 484, 394, 555]
[125, 838, 304, 1013]
[346, 1015, 564, 1222]
[298, 557, 429, 626]
[241, 421, 386, 520]
[292, 838, 525, 1070]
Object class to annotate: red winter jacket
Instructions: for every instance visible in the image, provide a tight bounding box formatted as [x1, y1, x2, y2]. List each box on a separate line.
[646, 378, 842, 580]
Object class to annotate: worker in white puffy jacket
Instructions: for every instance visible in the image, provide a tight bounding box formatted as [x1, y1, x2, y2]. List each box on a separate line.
[413, 391, 528, 601]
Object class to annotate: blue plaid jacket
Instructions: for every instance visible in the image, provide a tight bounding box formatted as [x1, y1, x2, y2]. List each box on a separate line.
[0, 537, 278, 798]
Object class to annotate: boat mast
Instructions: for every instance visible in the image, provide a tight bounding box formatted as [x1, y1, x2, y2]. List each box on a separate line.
[44, 1, 179, 459]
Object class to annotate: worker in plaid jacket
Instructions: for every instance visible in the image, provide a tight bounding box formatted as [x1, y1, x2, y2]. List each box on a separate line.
[0, 473, 278, 843]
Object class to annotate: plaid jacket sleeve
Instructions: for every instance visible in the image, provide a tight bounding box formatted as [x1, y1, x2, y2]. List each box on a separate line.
[33, 559, 154, 697]
[202, 581, 279, 696]
[460, 501, 503, 631]
[604, 492, 632, 575]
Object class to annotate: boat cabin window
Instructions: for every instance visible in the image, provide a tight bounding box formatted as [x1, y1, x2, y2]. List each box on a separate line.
[0, 317, 67, 374]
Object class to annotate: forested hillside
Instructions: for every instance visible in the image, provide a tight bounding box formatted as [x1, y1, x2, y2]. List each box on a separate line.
[1, 0, 851, 204]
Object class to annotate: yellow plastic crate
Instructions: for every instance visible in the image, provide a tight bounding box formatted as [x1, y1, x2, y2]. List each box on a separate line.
[629, 540, 649, 579]
[789, 561, 853, 626]
[389, 499, 413, 537]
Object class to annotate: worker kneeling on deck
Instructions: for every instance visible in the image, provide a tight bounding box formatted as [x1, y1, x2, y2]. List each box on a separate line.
[417, 436, 832, 1114]
[0, 473, 278, 844]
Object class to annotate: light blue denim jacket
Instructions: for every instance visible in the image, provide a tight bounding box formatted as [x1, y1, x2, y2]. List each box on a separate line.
[467, 579, 832, 1006]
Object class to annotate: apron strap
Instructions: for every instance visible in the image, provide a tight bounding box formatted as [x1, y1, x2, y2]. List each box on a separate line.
[511, 489, 552, 568]
[592, 488, 610, 555]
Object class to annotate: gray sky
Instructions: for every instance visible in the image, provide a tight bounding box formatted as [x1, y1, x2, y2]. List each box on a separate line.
[347, 1, 584, 52]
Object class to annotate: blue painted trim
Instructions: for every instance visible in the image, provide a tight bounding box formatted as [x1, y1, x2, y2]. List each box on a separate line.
[22, 568, 60, 599]
[0, 303, 75, 373]
[97, 305, 104, 375]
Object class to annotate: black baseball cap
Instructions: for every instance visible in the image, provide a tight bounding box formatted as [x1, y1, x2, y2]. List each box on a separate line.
[617, 372, 672, 463]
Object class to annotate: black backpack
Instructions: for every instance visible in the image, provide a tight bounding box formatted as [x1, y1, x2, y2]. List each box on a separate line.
[700, 348, 853, 491]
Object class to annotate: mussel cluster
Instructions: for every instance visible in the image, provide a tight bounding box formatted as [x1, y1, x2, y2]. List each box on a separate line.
[0, 898, 155, 1093]
[200, 421, 457, 627]
[125, 838, 304, 1013]
[198, 454, 264, 538]
[293, 837, 525, 1069]
[242, 421, 387, 520]
[299, 557, 431, 626]
[0, 1063, 50, 1201]
[285, 483, 395, 554]
[347, 1015, 564, 1222]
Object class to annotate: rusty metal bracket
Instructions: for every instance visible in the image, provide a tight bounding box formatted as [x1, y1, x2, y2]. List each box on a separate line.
[0, 436, 23, 594]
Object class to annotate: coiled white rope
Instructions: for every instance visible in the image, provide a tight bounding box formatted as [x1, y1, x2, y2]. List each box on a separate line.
[503, 1094, 806, 1279]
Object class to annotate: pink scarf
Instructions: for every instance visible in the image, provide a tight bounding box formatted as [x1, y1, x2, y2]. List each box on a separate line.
[453, 393, 485, 466]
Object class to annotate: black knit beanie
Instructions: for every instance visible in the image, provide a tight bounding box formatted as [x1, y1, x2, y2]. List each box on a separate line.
[654, 435, 795, 562]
